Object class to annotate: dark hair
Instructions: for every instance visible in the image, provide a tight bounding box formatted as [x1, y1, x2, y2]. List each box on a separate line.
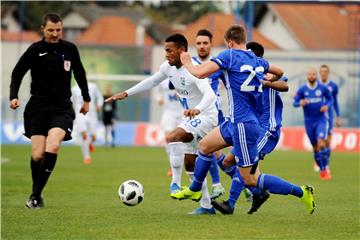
[165, 33, 188, 51]
[196, 29, 213, 42]
[246, 42, 264, 57]
[224, 25, 246, 44]
[42, 13, 62, 26]
[320, 64, 329, 70]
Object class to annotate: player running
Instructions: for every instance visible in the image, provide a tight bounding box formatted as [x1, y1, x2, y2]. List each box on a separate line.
[293, 68, 333, 180]
[155, 79, 185, 193]
[172, 25, 316, 215]
[316, 64, 341, 174]
[212, 42, 290, 214]
[106, 34, 218, 215]
[192, 29, 226, 199]
[71, 82, 103, 164]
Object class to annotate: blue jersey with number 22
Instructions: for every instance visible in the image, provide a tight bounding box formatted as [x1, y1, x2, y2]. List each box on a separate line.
[211, 49, 269, 123]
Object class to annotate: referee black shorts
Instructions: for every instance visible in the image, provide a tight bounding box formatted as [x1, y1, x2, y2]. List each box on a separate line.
[23, 97, 75, 141]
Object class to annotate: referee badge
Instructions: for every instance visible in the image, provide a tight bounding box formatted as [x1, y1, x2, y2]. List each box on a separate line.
[64, 60, 71, 71]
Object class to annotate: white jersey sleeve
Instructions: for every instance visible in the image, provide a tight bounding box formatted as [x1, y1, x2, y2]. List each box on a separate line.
[126, 62, 168, 96]
[193, 77, 217, 113]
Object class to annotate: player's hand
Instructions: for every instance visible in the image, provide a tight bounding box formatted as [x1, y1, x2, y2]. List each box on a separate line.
[80, 101, 90, 115]
[300, 99, 309, 106]
[158, 99, 164, 106]
[320, 105, 328, 113]
[184, 109, 200, 119]
[335, 117, 342, 127]
[10, 99, 20, 109]
[180, 52, 192, 66]
[262, 80, 271, 87]
[105, 92, 128, 103]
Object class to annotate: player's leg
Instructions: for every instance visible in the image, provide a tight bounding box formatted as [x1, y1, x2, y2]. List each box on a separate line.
[305, 121, 321, 171]
[184, 153, 215, 215]
[167, 140, 185, 193]
[315, 120, 331, 180]
[26, 135, 46, 208]
[324, 119, 332, 172]
[209, 150, 226, 199]
[80, 131, 92, 164]
[89, 121, 98, 153]
[32, 127, 66, 206]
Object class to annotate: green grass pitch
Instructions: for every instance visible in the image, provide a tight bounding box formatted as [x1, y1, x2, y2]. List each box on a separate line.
[2, 145, 359, 239]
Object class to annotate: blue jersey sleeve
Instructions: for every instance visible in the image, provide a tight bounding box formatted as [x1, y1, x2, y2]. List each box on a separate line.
[211, 49, 232, 70]
[293, 86, 303, 107]
[323, 85, 333, 109]
[333, 83, 340, 117]
[257, 57, 270, 74]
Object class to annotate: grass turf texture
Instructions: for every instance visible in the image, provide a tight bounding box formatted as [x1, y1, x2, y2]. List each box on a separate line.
[2, 145, 359, 239]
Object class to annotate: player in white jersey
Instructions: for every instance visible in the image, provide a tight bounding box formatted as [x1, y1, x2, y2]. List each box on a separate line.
[71, 82, 104, 164]
[155, 79, 185, 190]
[106, 34, 218, 215]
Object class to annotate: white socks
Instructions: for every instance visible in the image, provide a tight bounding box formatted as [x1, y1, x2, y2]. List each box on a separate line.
[167, 142, 185, 187]
[81, 136, 91, 159]
[186, 171, 212, 209]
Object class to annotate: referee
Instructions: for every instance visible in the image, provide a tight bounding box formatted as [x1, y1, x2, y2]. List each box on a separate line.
[9, 13, 90, 208]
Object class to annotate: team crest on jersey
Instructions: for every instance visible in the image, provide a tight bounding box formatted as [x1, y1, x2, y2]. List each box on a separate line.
[305, 91, 309, 96]
[315, 90, 322, 96]
[64, 60, 71, 71]
[180, 77, 186, 86]
[328, 86, 332, 92]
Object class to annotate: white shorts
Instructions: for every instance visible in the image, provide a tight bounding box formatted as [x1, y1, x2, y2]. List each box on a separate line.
[160, 111, 183, 132]
[74, 115, 98, 136]
[178, 111, 218, 154]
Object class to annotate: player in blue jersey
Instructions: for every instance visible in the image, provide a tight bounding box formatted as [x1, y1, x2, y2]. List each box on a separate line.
[212, 42, 290, 214]
[192, 29, 226, 199]
[317, 64, 341, 174]
[293, 68, 333, 180]
[172, 25, 315, 215]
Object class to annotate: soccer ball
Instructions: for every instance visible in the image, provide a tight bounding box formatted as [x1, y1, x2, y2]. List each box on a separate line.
[118, 180, 144, 206]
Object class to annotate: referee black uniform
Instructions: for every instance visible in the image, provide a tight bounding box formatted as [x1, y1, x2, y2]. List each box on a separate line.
[10, 38, 90, 140]
[9, 16, 91, 208]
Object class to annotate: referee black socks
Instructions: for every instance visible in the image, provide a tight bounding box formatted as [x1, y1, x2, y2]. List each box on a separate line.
[33, 152, 58, 198]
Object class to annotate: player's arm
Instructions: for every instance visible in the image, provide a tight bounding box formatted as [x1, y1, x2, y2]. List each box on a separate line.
[181, 52, 220, 79]
[262, 75, 288, 92]
[9, 47, 33, 109]
[95, 85, 104, 112]
[185, 77, 217, 119]
[293, 88, 307, 107]
[320, 86, 333, 113]
[106, 71, 167, 102]
[72, 45, 91, 104]
[333, 84, 342, 127]
[265, 64, 284, 81]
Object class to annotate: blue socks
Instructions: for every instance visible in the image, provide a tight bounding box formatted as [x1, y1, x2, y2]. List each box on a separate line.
[190, 152, 214, 192]
[217, 154, 237, 178]
[314, 149, 327, 171]
[324, 147, 331, 167]
[257, 174, 303, 198]
[228, 171, 245, 209]
[209, 155, 221, 185]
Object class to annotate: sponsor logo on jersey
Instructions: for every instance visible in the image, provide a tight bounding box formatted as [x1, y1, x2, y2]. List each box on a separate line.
[180, 77, 186, 86]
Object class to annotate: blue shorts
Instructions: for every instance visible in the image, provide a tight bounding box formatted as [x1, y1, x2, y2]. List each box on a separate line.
[305, 119, 328, 146]
[257, 127, 281, 160]
[220, 120, 260, 167]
